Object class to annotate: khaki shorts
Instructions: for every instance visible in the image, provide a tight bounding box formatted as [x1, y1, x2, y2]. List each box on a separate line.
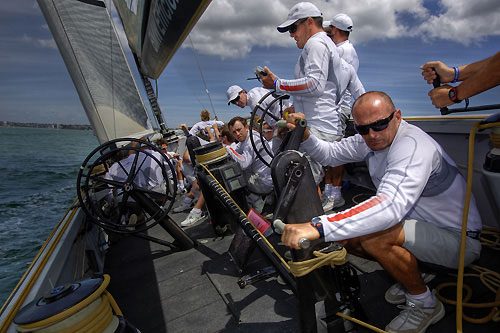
[402, 219, 481, 269]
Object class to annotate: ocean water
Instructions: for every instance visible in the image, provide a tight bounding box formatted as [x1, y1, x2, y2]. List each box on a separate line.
[0, 127, 98, 306]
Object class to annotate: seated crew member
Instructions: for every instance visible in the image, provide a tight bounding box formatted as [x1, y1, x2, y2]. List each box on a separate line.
[226, 85, 293, 127]
[281, 91, 482, 333]
[105, 142, 169, 223]
[177, 125, 237, 227]
[180, 109, 224, 142]
[226, 116, 273, 213]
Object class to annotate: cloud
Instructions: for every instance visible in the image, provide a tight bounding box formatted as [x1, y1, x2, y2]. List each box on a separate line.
[414, 0, 500, 44]
[187, 0, 500, 58]
[21, 34, 57, 49]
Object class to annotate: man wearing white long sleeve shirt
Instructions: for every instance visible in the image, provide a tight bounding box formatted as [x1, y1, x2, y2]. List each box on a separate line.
[226, 116, 273, 212]
[226, 85, 292, 127]
[282, 91, 481, 333]
[322, 13, 361, 211]
[260, 2, 365, 190]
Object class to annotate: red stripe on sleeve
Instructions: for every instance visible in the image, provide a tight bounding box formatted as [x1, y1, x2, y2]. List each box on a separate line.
[279, 82, 310, 92]
[327, 195, 386, 222]
[229, 147, 242, 158]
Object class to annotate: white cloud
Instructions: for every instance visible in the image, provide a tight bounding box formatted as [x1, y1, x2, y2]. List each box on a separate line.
[187, 0, 500, 58]
[21, 34, 57, 49]
[414, 0, 500, 44]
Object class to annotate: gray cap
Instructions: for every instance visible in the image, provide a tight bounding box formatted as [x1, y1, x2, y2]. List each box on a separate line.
[226, 85, 242, 105]
[331, 13, 353, 32]
[277, 2, 322, 33]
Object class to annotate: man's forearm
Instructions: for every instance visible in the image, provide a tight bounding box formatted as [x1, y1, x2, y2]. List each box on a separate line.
[457, 51, 500, 100]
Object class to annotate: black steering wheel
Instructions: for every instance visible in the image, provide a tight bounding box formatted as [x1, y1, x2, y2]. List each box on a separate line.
[76, 138, 177, 234]
[249, 90, 291, 167]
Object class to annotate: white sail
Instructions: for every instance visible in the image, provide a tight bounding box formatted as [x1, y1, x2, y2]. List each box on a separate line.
[38, 0, 154, 144]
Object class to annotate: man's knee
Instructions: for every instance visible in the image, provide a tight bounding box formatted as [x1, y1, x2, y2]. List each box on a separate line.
[358, 223, 404, 252]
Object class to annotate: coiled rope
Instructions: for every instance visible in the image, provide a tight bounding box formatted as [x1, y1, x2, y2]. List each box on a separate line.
[16, 274, 123, 332]
[288, 248, 347, 278]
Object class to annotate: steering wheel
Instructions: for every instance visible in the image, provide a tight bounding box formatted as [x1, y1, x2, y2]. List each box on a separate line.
[249, 90, 291, 167]
[76, 138, 177, 234]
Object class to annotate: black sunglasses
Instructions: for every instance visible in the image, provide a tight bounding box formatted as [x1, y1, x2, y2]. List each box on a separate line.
[289, 18, 308, 33]
[231, 95, 240, 104]
[354, 111, 396, 135]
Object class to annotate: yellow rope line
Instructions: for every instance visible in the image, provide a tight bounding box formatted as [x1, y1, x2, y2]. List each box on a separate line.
[16, 275, 117, 331]
[436, 265, 500, 324]
[336, 311, 387, 333]
[288, 248, 347, 277]
[456, 120, 500, 332]
[198, 163, 290, 270]
[0, 198, 80, 332]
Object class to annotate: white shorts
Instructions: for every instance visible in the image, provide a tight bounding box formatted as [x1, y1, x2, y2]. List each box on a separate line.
[303, 127, 343, 184]
[402, 219, 481, 269]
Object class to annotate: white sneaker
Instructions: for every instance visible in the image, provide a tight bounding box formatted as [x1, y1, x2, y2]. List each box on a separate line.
[385, 292, 445, 333]
[322, 195, 345, 212]
[173, 200, 194, 213]
[180, 210, 205, 227]
[385, 273, 436, 305]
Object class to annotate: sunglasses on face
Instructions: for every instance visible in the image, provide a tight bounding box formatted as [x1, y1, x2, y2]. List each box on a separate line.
[289, 18, 308, 33]
[231, 95, 240, 104]
[354, 111, 396, 135]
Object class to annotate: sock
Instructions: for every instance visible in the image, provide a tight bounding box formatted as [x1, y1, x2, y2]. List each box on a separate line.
[332, 186, 342, 199]
[191, 207, 201, 214]
[178, 179, 184, 189]
[407, 286, 435, 307]
[324, 184, 333, 197]
[183, 197, 193, 204]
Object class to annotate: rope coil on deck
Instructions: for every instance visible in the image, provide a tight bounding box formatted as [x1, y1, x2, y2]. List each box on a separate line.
[16, 274, 123, 332]
[288, 247, 347, 277]
[436, 264, 500, 324]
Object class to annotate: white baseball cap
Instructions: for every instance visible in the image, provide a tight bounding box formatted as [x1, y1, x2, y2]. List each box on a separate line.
[277, 2, 322, 33]
[322, 20, 331, 28]
[331, 13, 353, 32]
[226, 85, 243, 105]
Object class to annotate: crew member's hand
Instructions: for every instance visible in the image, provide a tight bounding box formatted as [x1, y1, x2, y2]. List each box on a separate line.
[173, 153, 180, 159]
[421, 61, 455, 84]
[285, 112, 310, 141]
[428, 84, 454, 108]
[284, 105, 295, 115]
[282, 223, 320, 250]
[261, 66, 278, 89]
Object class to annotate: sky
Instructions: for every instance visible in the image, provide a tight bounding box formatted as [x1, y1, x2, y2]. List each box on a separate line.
[0, 0, 499, 128]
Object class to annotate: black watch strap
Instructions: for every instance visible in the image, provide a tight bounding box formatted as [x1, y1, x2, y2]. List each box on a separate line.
[449, 87, 462, 103]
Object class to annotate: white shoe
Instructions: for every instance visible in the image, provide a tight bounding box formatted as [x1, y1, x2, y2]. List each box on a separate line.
[173, 200, 194, 213]
[385, 273, 436, 305]
[322, 195, 345, 212]
[180, 210, 205, 227]
[385, 291, 445, 333]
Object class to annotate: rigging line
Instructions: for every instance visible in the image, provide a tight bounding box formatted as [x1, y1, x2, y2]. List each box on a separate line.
[108, 0, 116, 139]
[188, 35, 218, 120]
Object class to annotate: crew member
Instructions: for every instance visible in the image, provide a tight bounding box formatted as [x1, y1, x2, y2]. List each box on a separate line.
[321, 13, 361, 211]
[226, 116, 273, 212]
[260, 2, 365, 189]
[282, 91, 482, 333]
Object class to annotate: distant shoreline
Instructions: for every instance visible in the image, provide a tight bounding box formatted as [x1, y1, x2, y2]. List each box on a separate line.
[1, 121, 92, 130]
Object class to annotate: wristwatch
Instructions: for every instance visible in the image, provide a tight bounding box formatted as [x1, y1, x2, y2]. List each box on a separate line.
[448, 87, 462, 103]
[310, 217, 325, 238]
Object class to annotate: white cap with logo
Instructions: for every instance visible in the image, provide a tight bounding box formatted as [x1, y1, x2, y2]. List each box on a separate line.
[331, 13, 353, 32]
[277, 2, 322, 33]
[226, 85, 243, 105]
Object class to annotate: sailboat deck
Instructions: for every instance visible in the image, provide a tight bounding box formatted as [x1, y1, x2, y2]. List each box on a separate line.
[104, 186, 500, 333]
